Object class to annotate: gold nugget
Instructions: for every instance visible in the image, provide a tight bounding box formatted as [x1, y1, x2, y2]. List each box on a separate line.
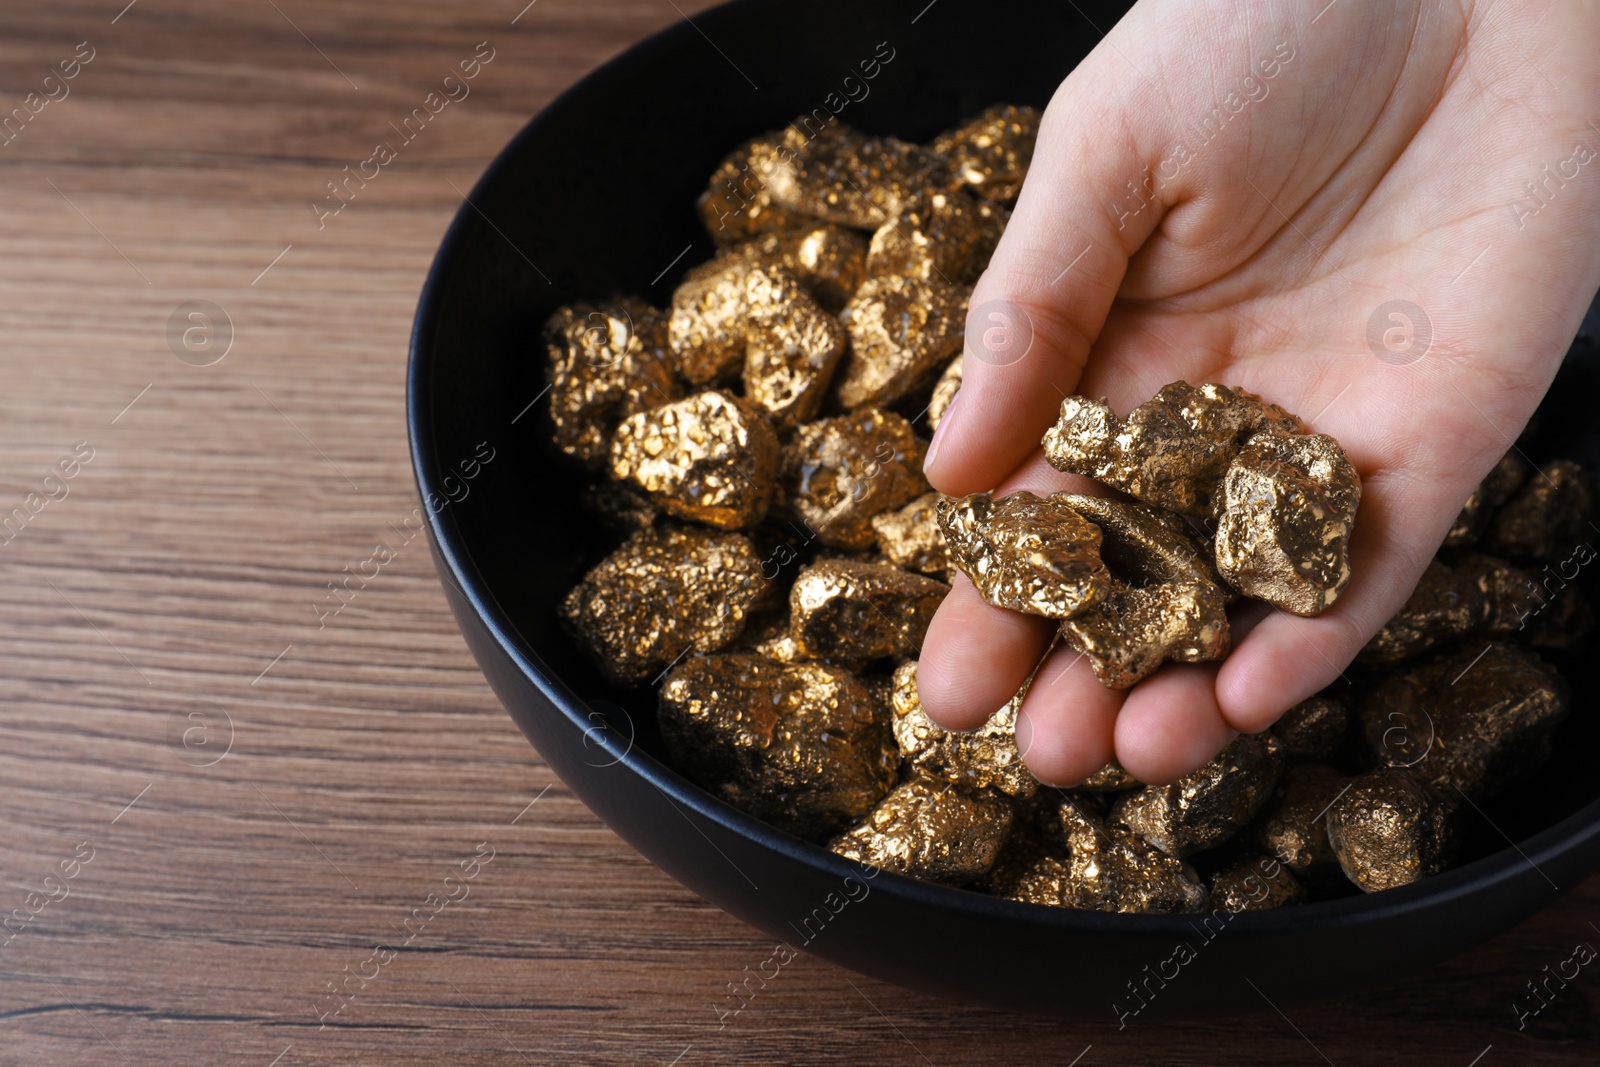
[668, 256, 752, 385]
[561, 526, 769, 686]
[1359, 559, 1483, 665]
[1252, 764, 1348, 877]
[1213, 430, 1360, 616]
[1210, 855, 1305, 912]
[733, 223, 867, 311]
[611, 390, 779, 529]
[790, 559, 949, 660]
[829, 776, 1014, 883]
[998, 797, 1208, 913]
[836, 275, 969, 410]
[936, 491, 1111, 618]
[1078, 759, 1141, 792]
[1444, 453, 1526, 548]
[890, 660, 1036, 797]
[1110, 735, 1285, 858]
[866, 190, 1007, 286]
[781, 409, 929, 550]
[1485, 459, 1596, 562]
[1043, 382, 1304, 517]
[1358, 642, 1569, 804]
[927, 355, 962, 431]
[659, 653, 898, 840]
[697, 136, 811, 247]
[765, 122, 942, 229]
[1270, 695, 1351, 763]
[1326, 769, 1456, 892]
[870, 492, 949, 576]
[543, 298, 679, 467]
[742, 265, 847, 430]
[932, 104, 1041, 202]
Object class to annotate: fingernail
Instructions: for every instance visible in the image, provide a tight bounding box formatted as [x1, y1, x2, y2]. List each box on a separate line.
[923, 389, 962, 474]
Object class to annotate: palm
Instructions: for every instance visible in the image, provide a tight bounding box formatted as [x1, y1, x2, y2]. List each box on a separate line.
[917, 0, 1600, 785]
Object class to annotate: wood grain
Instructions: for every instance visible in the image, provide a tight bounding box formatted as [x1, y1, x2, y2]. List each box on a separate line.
[0, 2, 1596, 1063]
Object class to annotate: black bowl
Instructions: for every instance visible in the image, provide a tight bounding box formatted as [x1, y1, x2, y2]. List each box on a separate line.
[408, 0, 1600, 1017]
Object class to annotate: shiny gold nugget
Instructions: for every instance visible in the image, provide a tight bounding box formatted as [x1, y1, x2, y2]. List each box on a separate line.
[667, 256, 752, 385]
[890, 660, 1036, 798]
[1003, 797, 1208, 913]
[932, 104, 1041, 202]
[1326, 769, 1456, 892]
[659, 653, 898, 841]
[836, 275, 969, 410]
[1444, 453, 1526, 548]
[1078, 759, 1141, 792]
[1270, 695, 1351, 763]
[781, 409, 929, 550]
[1359, 559, 1484, 665]
[871, 492, 949, 575]
[829, 776, 1014, 883]
[611, 390, 779, 530]
[1210, 855, 1305, 912]
[1358, 642, 1569, 804]
[543, 298, 679, 467]
[1214, 429, 1360, 616]
[1044, 382, 1303, 518]
[697, 136, 811, 246]
[1252, 764, 1348, 877]
[790, 559, 948, 660]
[765, 122, 942, 228]
[936, 491, 1110, 618]
[927, 355, 962, 431]
[1485, 459, 1596, 562]
[1110, 735, 1285, 858]
[866, 190, 1007, 285]
[742, 265, 847, 430]
[734, 223, 867, 311]
[1065, 494, 1224, 590]
[561, 526, 768, 686]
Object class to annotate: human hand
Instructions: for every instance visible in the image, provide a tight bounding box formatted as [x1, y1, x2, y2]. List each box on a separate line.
[917, 0, 1600, 786]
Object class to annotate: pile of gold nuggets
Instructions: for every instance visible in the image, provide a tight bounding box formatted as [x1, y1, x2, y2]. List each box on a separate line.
[551, 109, 1589, 913]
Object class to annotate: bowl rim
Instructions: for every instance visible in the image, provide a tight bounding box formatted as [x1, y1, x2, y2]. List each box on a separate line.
[407, 0, 1600, 937]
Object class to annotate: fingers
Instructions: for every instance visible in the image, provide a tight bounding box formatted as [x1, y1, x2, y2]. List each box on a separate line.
[1114, 663, 1239, 786]
[922, 48, 1171, 495]
[1015, 641, 1123, 786]
[917, 574, 1055, 731]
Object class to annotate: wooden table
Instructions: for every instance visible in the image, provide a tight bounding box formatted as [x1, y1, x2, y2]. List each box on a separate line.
[2, 2, 1596, 1063]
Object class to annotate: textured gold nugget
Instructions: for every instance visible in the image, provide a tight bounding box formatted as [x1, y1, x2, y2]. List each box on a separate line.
[1485, 459, 1596, 561]
[1213, 430, 1360, 616]
[1358, 642, 1569, 804]
[697, 136, 810, 246]
[781, 409, 929, 550]
[1360, 554, 1547, 664]
[611, 390, 779, 530]
[765, 122, 941, 228]
[659, 653, 897, 841]
[996, 798, 1208, 913]
[1057, 496, 1230, 689]
[1252, 764, 1348, 877]
[866, 190, 1007, 285]
[789, 559, 949, 660]
[829, 776, 1014, 883]
[1444, 453, 1526, 548]
[1326, 769, 1456, 892]
[836, 275, 969, 409]
[871, 492, 949, 576]
[543, 299, 679, 467]
[932, 104, 1041, 202]
[890, 660, 1036, 797]
[1110, 735, 1285, 858]
[742, 265, 847, 430]
[1270, 695, 1351, 763]
[936, 491, 1111, 618]
[668, 256, 753, 385]
[1210, 855, 1305, 912]
[561, 527, 768, 686]
[1043, 381, 1304, 517]
[927, 355, 962, 431]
